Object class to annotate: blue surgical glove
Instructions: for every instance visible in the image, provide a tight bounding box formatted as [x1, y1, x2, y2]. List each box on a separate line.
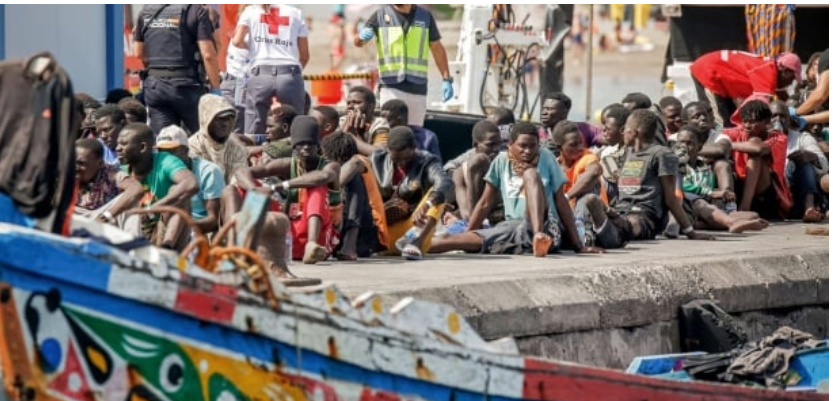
[442, 80, 454, 102]
[210, 88, 222, 96]
[359, 28, 375, 42]
[794, 115, 807, 131]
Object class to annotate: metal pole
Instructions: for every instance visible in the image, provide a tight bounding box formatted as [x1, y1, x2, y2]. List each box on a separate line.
[584, 4, 594, 121]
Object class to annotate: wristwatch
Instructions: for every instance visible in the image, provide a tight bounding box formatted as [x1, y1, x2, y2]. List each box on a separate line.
[443, 76, 454, 84]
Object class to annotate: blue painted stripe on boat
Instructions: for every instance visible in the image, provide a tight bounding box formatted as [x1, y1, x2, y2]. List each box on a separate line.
[0, 234, 112, 292]
[0, 266, 521, 401]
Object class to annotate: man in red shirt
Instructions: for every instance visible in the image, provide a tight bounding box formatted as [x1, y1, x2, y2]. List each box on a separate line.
[691, 50, 801, 128]
[725, 99, 791, 219]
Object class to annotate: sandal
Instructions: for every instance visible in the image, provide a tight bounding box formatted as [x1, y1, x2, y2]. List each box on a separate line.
[803, 208, 823, 223]
[401, 244, 423, 261]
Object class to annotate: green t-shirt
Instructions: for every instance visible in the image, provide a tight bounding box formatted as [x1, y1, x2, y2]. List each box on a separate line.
[123, 152, 188, 207]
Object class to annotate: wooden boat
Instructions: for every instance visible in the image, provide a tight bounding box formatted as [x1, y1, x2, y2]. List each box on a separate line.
[0, 219, 825, 401]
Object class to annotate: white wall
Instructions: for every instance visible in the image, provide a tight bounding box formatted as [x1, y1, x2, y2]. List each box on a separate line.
[5, 5, 106, 99]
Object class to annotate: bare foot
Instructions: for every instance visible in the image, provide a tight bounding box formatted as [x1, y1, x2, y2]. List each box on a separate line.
[269, 264, 322, 287]
[532, 232, 552, 258]
[303, 242, 328, 264]
[728, 218, 767, 233]
[728, 211, 760, 221]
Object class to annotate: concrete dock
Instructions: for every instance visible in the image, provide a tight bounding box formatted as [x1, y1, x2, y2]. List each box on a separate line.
[292, 223, 829, 368]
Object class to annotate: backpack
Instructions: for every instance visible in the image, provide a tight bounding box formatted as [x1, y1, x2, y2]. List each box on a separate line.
[0, 52, 78, 234]
[679, 299, 748, 354]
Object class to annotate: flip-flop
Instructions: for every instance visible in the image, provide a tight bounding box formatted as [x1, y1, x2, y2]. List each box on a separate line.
[401, 244, 423, 261]
[803, 208, 823, 223]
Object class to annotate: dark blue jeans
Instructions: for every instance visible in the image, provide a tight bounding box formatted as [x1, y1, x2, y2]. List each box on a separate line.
[789, 161, 825, 217]
[143, 76, 204, 135]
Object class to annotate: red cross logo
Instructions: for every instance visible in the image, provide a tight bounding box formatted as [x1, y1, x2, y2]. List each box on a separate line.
[260, 7, 290, 35]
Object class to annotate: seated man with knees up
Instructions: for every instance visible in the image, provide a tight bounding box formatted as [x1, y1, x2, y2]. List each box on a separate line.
[429, 122, 603, 257]
[771, 100, 829, 222]
[443, 121, 504, 224]
[725, 99, 791, 219]
[156, 126, 226, 234]
[678, 101, 735, 208]
[321, 132, 389, 260]
[188, 94, 248, 185]
[117, 123, 199, 250]
[572, 110, 714, 249]
[551, 121, 606, 207]
[676, 128, 768, 233]
[235, 116, 341, 265]
[74, 138, 144, 234]
[367, 126, 453, 260]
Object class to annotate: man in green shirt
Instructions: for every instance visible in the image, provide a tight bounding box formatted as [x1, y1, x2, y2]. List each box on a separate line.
[117, 123, 198, 250]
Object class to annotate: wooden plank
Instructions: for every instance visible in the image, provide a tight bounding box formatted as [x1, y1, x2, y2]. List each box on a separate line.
[235, 191, 270, 249]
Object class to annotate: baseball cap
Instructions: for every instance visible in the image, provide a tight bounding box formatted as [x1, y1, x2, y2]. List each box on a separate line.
[777, 52, 802, 83]
[156, 125, 189, 150]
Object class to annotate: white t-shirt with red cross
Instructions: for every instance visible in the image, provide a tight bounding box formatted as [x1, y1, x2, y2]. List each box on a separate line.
[238, 4, 308, 68]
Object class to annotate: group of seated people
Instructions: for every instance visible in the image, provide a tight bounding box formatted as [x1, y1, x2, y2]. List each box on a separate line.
[72, 71, 829, 286]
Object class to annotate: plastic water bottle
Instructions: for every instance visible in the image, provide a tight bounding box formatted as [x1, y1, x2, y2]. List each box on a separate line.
[575, 217, 586, 247]
[285, 234, 293, 265]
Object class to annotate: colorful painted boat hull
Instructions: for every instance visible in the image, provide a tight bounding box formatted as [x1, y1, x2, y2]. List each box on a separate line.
[0, 223, 824, 401]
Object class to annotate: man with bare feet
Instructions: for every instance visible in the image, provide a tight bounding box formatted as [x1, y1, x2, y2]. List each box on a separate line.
[235, 116, 341, 265]
[429, 122, 603, 257]
[572, 110, 715, 249]
[676, 129, 768, 233]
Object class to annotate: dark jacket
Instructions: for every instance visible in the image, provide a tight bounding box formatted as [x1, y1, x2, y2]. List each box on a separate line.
[370, 149, 453, 207]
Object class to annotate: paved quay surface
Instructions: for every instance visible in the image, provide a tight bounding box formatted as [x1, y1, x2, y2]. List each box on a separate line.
[293, 223, 828, 297]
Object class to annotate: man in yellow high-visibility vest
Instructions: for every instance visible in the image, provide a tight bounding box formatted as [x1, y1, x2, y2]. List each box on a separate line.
[355, 5, 453, 128]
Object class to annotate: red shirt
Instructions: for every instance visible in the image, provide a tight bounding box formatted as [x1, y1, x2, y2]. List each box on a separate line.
[725, 127, 792, 215]
[690, 50, 778, 99]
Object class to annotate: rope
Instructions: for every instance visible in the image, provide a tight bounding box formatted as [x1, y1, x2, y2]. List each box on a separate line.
[303, 72, 374, 81]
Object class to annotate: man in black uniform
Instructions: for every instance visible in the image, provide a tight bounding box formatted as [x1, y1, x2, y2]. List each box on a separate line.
[134, 4, 221, 135]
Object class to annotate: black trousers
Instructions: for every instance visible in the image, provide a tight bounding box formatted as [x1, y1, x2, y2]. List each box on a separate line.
[143, 76, 204, 135]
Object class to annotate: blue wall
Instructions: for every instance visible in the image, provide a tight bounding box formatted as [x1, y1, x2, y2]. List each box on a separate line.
[2, 5, 123, 99]
[0, 5, 5, 59]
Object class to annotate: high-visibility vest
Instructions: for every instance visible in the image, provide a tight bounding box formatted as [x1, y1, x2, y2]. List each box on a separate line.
[375, 6, 430, 86]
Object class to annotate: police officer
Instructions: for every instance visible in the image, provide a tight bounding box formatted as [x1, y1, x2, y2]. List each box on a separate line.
[134, 4, 221, 135]
[355, 4, 454, 128]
